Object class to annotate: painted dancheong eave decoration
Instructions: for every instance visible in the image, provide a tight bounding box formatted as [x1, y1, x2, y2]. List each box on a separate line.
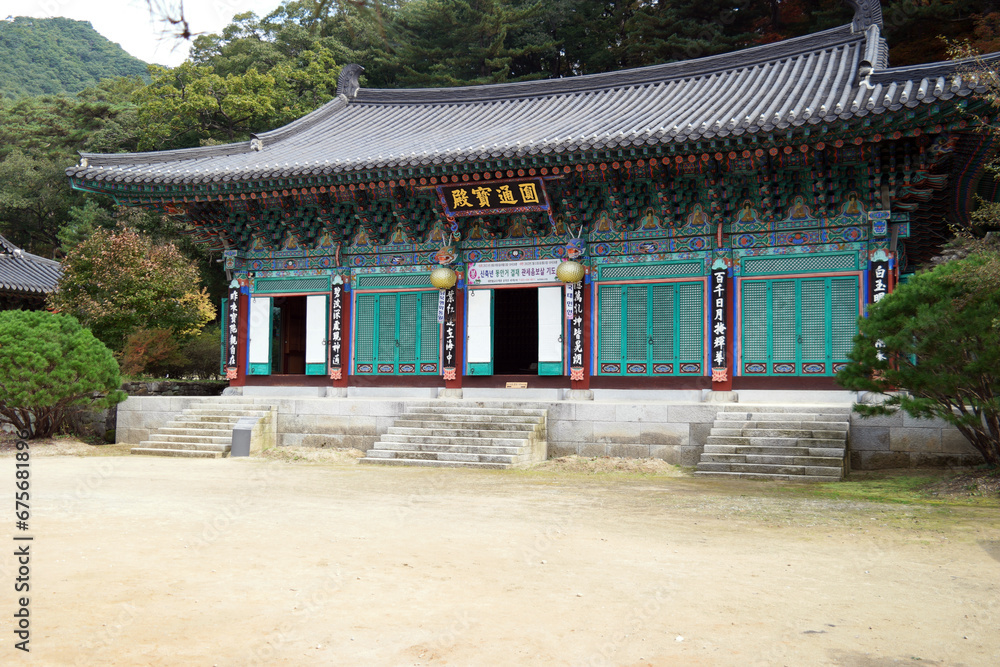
[65, 0, 1000, 390]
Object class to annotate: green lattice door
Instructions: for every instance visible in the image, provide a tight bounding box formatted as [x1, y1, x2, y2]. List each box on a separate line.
[597, 282, 705, 375]
[740, 277, 858, 376]
[354, 291, 441, 375]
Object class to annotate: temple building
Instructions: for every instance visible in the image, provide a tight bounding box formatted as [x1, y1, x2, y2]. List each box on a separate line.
[67, 0, 1000, 400]
[0, 235, 61, 311]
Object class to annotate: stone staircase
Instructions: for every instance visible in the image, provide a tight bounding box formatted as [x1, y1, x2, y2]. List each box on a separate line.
[693, 405, 851, 481]
[131, 398, 272, 458]
[361, 402, 548, 469]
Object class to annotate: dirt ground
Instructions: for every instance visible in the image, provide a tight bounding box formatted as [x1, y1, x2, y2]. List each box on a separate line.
[2, 445, 999, 666]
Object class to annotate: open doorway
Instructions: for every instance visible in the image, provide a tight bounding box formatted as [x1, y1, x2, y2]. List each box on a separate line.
[493, 287, 538, 374]
[271, 296, 307, 374]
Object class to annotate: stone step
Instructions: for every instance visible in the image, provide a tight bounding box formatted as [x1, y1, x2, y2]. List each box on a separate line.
[379, 433, 530, 448]
[148, 433, 232, 445]
[706, 436, 845, 448]
[182, 409, 271, 418]
[373, 440, 527, 456]
[392, 419, 539, 431]
[692, 471, 841, 482]
[404, 406, 548, 417]
[387, 427, 539, 439]
[400, 413, 543, 425]
[734, 428, 848, 439]
[174, 415, 244, 424]
[365, 449, 525, 464]
[712, 420, 849, 431]
[699, 453, 844, 466]
[695, 462, 843, 476]
[720, 404, 852, 415]
[359, 457, 510, 469]
[716, 412, 850, 422]
[130, 447, 225, 459]
[703, 444, 845, 458]
[156, 427, 233, 438]
[139, 440, 230, 453]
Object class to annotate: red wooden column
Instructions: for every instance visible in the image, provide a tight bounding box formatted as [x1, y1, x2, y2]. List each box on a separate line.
[330, 282, 349, 388]
[570, 278, 590, 390]
[710, 265, 734, 391]
[229, 280, 249, 388]
[444, 286, 463, 389]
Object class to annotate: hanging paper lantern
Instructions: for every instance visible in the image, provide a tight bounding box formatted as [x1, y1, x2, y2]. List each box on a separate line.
[556, 260, 585, 284]
[430, 266, 458, 289]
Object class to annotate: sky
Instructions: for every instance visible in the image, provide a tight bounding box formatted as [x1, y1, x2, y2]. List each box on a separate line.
[2, 0, 287, 66]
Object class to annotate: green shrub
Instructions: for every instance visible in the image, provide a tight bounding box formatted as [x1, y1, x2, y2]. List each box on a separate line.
[0, 311, 126, 438]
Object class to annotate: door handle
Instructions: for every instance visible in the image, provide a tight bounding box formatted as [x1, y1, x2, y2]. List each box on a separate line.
[648, 336, 654, 345]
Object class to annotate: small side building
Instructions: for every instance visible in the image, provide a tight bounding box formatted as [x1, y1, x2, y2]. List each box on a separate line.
[0, 235, 61, 311]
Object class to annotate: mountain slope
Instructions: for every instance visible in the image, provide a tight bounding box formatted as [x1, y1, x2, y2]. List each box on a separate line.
[0, 16, 149, 97]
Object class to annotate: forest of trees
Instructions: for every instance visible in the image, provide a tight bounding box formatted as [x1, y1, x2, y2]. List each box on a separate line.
[0, 17, 148, 97]
[0, 0, 997, 323]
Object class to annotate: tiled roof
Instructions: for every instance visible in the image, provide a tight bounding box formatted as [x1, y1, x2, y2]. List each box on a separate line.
[0, 235, 62, 296]
[65, 9, 999, 189]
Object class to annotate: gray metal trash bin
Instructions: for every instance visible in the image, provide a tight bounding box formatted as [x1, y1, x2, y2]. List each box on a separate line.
[229, 416, 257, 457]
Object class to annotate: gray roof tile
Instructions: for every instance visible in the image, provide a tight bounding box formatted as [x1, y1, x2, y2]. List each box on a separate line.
[66, 19, 1000, 188]
[0, 236, 61, 296]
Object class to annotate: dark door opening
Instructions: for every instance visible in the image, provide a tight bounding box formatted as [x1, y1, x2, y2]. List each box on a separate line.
[271, 296, 307, 374]
[493, 287, 538, 374]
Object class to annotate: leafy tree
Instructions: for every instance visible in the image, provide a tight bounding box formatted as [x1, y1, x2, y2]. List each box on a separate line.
[47, 228, 215, 352]
[120, 328, 185, 377]
[0, 17, 147, 98]
[0, 149, 78, 253]
[134, 49, 340, 150]
[837, 251, 1000, 467]
[0, 311, 126, 439]
[391, 0, 550, 86]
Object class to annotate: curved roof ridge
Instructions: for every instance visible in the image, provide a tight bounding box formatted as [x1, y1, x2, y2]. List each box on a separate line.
[353, 25, 859, 106]
[78, 139, 255, 167]
[870, 49, 1000, 83]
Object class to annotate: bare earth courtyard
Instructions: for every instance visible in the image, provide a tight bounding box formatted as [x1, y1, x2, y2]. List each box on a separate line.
[3, 451, 999, 666]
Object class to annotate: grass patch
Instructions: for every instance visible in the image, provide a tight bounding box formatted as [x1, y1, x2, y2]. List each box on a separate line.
[771, 469, 1000, 507]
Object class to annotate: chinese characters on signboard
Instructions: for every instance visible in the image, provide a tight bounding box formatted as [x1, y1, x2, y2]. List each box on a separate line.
[870, 260, 889, 304]
[870, 260, 890, 361]
[467, 259, 561, 286]
[711, 268, 728, 382]
[443, 287, 458, 371]
[330, 285, 344, 368]
[438, 178, 549, 218]
[226, 285, 240, 375]
[569, 283, 585, 375]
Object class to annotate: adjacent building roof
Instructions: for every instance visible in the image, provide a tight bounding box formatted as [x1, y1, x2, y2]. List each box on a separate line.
[66, 0, 999, 189]
[0, 235, 62, 297]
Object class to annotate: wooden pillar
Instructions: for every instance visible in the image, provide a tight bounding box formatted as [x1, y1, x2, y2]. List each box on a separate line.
[570, 278, 590, 390]
[710, 265, 733, 391]
[230, 280, 249, 387]
[444, 286, 463, 388]
[330, 283, 349, 387]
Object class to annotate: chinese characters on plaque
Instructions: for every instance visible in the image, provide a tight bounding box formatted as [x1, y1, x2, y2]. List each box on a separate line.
[330, 285, 344, 369]
[443, 287, 458, 373]
[870, 260, 889, 304]
[226, 285, 240, 377]
[438, 178, 550, 218]
[870, 260, 890, 361]
[568, 283, 585, 377]
[710, 268, 728, 382]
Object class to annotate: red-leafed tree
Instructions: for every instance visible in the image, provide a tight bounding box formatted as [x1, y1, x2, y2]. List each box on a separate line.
[48, 228, 215, 353]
